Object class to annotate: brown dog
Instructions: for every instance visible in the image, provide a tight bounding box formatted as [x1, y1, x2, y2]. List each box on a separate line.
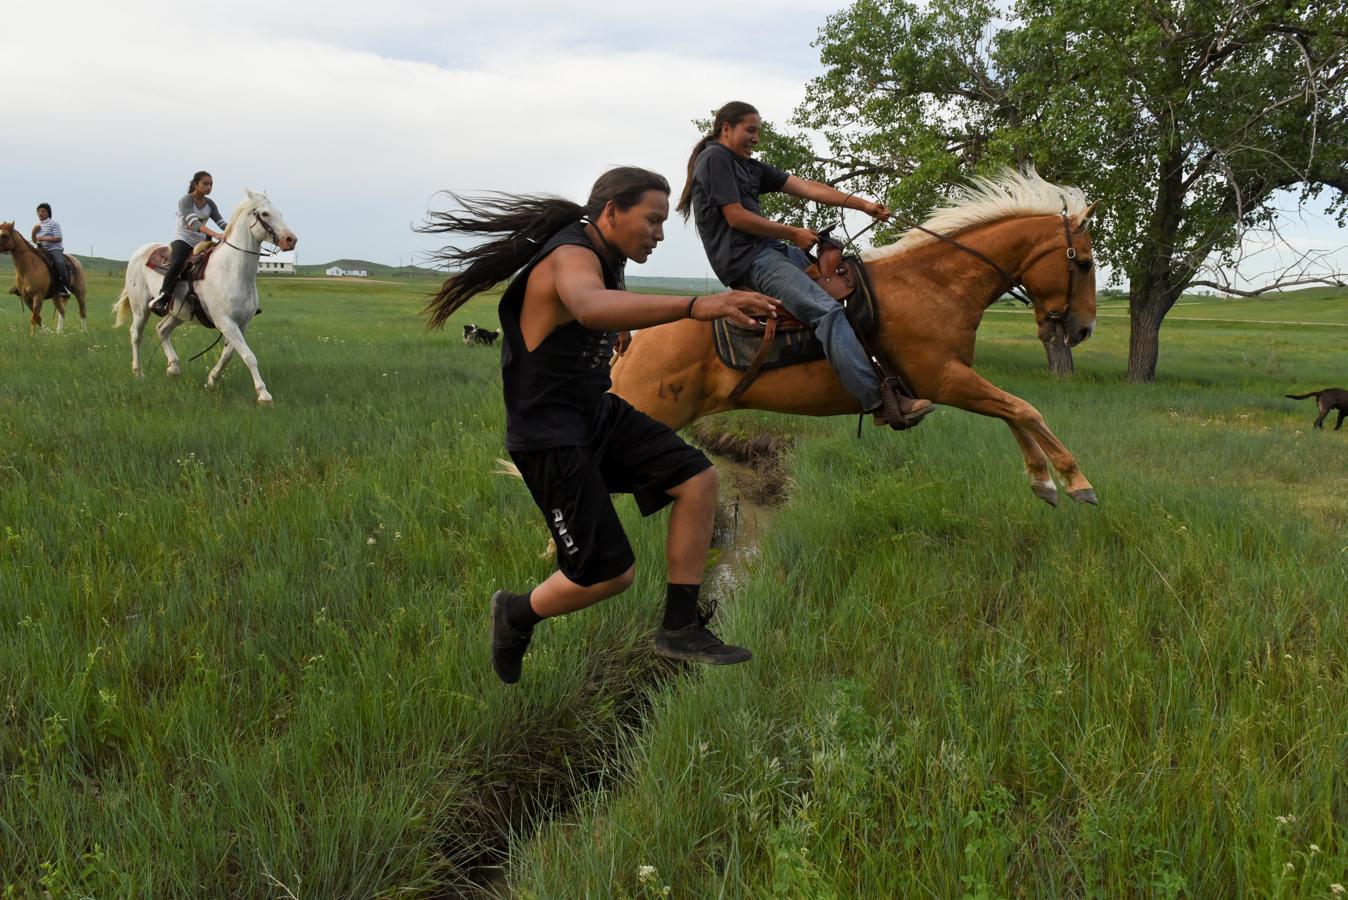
[1286, 388, 1348, 430]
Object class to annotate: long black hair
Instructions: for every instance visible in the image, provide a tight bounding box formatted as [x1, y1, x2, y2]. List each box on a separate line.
[188, 171, 211, 193]
[421, 166, 670, 330]
[676, 101, 758, 220]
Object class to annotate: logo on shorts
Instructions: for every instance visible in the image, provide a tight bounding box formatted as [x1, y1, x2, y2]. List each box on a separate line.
[551, 508, 580, 556]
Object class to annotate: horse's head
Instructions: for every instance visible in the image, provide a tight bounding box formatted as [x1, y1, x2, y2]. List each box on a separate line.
[0, 222, 17, 253]
[237, 189, 298, 252]
[1018, 203, 1098, 347]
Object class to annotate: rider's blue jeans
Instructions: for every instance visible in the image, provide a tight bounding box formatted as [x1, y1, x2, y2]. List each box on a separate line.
[747, 242, 881, 411]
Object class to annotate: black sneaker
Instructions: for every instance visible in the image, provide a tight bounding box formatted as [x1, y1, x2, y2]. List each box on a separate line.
[653, 609, 751, 665]
[489, 589, 532, 684]
[150, 295, 171, 316]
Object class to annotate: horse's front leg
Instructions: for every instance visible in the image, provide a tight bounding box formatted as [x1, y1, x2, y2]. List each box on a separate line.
[52, 297, 66, 334]
[933, 364, 1096, 506]
[156, 315, 184, 377]
[28, 295, 43, 334]
[215, 319, 271, 405]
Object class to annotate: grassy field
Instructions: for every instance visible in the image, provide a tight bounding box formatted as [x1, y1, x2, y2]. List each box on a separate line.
[1, 271, 1345, 896]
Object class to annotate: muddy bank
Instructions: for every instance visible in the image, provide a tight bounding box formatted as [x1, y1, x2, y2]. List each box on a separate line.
[449, 649, 677, 897]
[689, 420, 794, 507]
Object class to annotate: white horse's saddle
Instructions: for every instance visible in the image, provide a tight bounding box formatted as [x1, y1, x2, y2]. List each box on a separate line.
[145, 241, 218, 282]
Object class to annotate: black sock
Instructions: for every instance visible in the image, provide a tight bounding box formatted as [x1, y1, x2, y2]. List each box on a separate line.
[663, 583, 700, 630]
[506, 591, 542, 632]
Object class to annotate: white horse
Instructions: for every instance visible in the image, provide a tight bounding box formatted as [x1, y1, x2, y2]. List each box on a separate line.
[114, 189, 298, 404]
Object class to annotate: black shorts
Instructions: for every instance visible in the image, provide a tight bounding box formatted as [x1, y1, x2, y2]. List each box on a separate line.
[509, 394, 712, 587]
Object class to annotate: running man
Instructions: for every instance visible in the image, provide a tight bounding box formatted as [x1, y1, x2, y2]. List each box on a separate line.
[423, 166, 782, 684]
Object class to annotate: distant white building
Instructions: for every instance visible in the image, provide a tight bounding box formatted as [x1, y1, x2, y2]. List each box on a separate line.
[325, 266, 368, 277]
[258, 259, 294, 275]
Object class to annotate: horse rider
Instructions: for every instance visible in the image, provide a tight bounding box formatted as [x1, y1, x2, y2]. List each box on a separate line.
[421, 166, 781, 684]
[151, 170, 228, 316]
[678, 101, 933, 429]
[31, 203, 71, 297]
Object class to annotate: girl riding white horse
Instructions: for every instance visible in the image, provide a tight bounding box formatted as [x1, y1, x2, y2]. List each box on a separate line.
[114, 190, 298, 404]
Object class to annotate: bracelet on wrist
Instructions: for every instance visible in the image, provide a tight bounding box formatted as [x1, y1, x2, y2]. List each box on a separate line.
[686, 295, 699, 319]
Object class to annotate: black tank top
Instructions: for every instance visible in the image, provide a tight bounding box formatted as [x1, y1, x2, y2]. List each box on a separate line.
[499, 221, 626, 450]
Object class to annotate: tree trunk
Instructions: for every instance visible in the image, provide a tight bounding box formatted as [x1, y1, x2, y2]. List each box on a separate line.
[1126, 148, 1188, 383]
[1126, 293, 1163, 382]
[1042, 329, 1075, 375]
[1126, 278, 1184, 382]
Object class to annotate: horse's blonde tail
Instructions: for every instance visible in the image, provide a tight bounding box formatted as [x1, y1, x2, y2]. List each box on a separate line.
[492, 458, 551, 556]
[113, 290, 131, 328]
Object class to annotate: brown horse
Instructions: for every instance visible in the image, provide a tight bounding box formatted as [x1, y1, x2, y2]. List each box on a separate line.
[0, 221, 88, 334]
[611, 170, 1100, 507]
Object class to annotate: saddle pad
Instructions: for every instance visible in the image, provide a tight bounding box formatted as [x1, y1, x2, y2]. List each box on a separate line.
[145, 245, 172, 273]
[712, 318, 826, 371]
[145, 242, 216, 281]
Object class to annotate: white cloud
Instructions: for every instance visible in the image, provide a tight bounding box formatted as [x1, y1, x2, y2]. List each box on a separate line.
[0, 0, 831, 275]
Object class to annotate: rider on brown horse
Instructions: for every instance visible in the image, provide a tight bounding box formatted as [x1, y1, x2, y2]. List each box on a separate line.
[678, 101, 933, 429]
[422, 167, 781, 684]
[31, 204, 71, 297]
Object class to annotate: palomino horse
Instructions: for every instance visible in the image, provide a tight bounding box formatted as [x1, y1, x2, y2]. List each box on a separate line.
[611, 169, 1099, 507]
[114, 190, 297, 405]
[0, 221, 89, 334]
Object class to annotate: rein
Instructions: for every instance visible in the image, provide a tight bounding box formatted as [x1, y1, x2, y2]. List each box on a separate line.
[839, 206, 1087, 316]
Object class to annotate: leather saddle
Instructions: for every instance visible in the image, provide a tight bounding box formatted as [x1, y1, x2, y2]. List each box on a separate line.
[713, 230, 879, 401]
[145, 240, 218, 282]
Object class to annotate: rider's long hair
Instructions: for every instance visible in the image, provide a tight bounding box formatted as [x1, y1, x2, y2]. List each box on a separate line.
[188, 171, 211, 193]
[675, 101, 758, 221]
[421, 166, 670, 330]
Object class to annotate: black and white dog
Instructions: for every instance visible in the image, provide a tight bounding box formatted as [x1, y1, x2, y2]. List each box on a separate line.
[462, 324, 500, 346]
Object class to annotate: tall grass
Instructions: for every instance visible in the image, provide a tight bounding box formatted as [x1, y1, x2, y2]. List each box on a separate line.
[1, 274, 685, 895]
[511, 294, 1348, 897]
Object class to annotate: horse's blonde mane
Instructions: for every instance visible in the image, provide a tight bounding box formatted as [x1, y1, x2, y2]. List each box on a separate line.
[862, 168, 1088, 262]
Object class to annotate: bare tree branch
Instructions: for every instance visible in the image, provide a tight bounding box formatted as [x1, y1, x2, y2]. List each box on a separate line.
[1188, 276, 1346, 296]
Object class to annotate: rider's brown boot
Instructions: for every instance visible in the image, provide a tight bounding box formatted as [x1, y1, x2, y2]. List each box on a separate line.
[874, 377, 934, 430]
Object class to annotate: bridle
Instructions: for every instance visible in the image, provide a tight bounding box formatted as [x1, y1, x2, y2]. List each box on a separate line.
[842, 206, 1093, 321]
[221, 208, 282, 257]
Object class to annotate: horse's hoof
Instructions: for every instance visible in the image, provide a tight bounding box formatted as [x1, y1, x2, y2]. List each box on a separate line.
[205, 380, 217, 391]
[1031, 482, 1060, 507]
[1069, 488, 1098, 505]
[257, 394, 274, 406]
[166, 367, 180, 378]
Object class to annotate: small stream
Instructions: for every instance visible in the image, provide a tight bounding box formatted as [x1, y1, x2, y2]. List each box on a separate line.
[705, 453, 780, 600]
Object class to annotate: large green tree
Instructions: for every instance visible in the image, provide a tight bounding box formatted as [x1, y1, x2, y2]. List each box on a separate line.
[760, 0, 1347, 381]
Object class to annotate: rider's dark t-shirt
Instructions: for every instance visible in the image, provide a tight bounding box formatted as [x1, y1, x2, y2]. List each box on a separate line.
[691, 142, 789, 287]
[499, 220, 625, 451]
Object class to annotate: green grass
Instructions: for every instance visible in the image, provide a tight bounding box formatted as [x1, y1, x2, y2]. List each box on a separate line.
[2, 273, 1345, 896]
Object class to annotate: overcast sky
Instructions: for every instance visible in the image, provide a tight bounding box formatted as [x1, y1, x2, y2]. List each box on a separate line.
[2, 0, 1343, 284]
